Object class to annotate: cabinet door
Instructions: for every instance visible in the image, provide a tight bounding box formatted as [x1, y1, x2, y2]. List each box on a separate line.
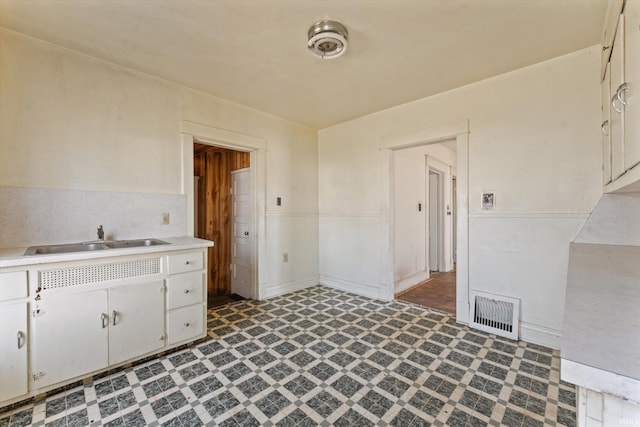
[32, 290, 108, 389]
[610, 14, 625, 180]
[603, 62, 612, 185]
[624, 0, 640, 171]
[0, 302, 28, 402]
[108, 280, 165, 365]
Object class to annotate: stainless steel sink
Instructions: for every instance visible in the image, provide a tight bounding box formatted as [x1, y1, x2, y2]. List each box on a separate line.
[24, 239, 169, 256]
[104, 239, 169, 249]
[24, 242, 109, 255]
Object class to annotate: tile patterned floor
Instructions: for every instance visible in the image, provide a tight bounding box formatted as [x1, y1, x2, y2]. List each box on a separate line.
[0, 285, 576, 427]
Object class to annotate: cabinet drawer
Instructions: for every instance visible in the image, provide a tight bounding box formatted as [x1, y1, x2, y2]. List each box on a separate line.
[167, 304, 204, 345]
[167, 251, 204, 274]
[0, 271, 28, 301]
[167, 271, 204, 310]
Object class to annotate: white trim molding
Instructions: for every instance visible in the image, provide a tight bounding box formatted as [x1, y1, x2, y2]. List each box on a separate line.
[260, 275, 319, 300]
[379, 120, 470, 323]
[181, 121, 267, 301]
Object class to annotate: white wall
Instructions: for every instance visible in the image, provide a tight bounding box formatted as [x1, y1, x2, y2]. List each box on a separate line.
[0, 29, 319, 297]
[319, 46, 602, 348]
[393, 143, 456, 293]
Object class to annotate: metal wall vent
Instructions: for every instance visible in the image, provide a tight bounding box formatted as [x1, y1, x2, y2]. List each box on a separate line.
[469, 291, 520, 340]
[39, 258, 160, 290]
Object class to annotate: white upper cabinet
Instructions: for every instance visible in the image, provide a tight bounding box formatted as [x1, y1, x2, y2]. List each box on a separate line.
[602, 62, 612, 185]
[603, 0, 640, 192]
[623, 0, 640, 172]
[609, 15, 625, 181]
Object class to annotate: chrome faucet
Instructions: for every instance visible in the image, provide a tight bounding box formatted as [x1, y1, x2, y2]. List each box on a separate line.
[97, 225, 105, 241]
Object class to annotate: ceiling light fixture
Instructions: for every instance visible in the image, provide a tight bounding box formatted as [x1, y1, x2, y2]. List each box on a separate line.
[307, 20, 348, 59]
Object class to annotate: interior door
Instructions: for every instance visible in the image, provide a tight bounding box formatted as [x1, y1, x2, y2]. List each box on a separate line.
[231, 168, 252, 299]
[108, 280, 165, 365]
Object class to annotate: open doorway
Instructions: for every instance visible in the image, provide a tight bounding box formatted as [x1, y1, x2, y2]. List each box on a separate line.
[194, 143, 252, 308]
[393, 141, 457, 315]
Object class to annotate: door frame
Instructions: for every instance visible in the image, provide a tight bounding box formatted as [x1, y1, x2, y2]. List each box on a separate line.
[379, 120, 470, 324]
[180, 121, 266, 300]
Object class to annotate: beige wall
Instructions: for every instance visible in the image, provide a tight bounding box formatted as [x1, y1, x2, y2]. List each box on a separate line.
[319, 46, 602, 347]
[0, 29, 319, 295]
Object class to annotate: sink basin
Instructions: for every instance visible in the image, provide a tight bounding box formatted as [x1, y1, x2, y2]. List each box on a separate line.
[24, 242, 109, 255]
[24, 239, 170, 256]
[104, 239, 169, 249]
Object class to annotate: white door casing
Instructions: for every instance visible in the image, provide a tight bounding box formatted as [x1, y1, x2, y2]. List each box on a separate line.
[231, 168, 253, 299]
[181, 121, 264, 299]
[379, 120, 470, 323]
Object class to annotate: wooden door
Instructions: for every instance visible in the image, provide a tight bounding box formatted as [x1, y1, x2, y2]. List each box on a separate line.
[194, 143, 249, 296]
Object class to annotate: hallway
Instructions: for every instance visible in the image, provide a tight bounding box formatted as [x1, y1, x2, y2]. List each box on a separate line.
[397, 271, 456, 315]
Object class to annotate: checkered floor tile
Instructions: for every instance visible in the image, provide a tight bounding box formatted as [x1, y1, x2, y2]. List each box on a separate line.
[0, 285, 576, 427]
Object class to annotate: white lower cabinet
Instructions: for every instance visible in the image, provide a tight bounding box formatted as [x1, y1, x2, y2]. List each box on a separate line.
[32, 280, 165, 388]
[32, 290, 109, 388]
[108, 281, 165, 364]
[0, 302, 28, 402]
[166, 257, 206, 346]
[0, 246, 208, 408]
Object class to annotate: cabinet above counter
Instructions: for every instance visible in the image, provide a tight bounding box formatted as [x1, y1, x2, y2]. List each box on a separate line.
[0, 236, 213, 268]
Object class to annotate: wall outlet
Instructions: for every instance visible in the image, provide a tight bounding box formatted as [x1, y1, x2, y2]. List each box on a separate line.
[161, 212, 170, 225]
[283, 253, 288, 263]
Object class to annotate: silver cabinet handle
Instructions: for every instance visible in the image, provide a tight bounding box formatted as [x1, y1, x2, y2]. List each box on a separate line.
[184, 322, 191, 327]
[112, 310, 117, 326]
[184, 289, 190, 294]
[617, 82, 629, 106]
[17, 331, 24, 349]
[185, 261, 191, 265]
[612, 94, 623, 113]
[601, 120, 609, 136]
[101, 313, 109, 329]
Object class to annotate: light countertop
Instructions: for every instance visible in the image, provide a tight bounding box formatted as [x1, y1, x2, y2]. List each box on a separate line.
[0, 236, 213, 268]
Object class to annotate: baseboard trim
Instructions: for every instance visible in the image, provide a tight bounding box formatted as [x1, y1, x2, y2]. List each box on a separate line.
[259, 275, 319, 300]
[520, 321, 562, 349]
[394, 271, 429, 295]
[319, 275, 383, 300]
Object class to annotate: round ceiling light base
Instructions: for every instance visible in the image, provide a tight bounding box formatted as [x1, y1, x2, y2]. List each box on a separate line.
[307, 20, 348, 59]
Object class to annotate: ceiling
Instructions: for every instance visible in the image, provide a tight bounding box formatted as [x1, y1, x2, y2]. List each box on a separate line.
[0, 0, 607, 129]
